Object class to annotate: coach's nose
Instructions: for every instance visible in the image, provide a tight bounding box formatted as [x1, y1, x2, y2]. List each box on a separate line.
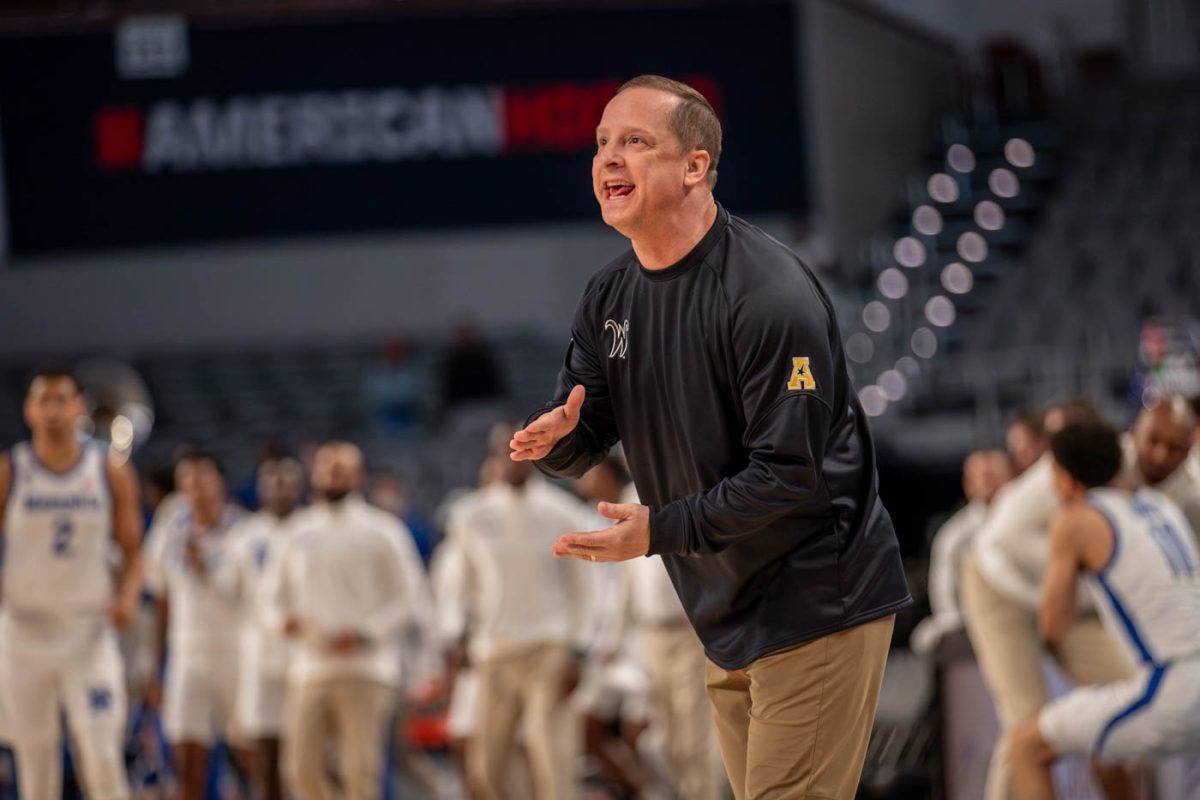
[598, 141, 623, 169]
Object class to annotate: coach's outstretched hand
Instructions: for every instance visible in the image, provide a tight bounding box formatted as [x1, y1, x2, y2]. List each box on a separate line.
[552, 501, 650, 563]
[509, 384, 585, 461]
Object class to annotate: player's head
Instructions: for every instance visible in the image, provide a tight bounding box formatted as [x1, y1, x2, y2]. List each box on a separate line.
[175, 448, 227, 510]
[1049, 421, 1123, 502]
[490, 422, 533, 487]
[1043, 396, 1100, 436]
[593, 75, 721, 236]
[1132, 395, 1196, 485]
[576, 455, 630, 504]
[1005, 409, 1046, 476]
[23, 364, 85, 442]
[963, 449, 1011, 505]
[310, 441, 363, 503]
[258, 455, 304, 517]
[141, 464, 176, 513]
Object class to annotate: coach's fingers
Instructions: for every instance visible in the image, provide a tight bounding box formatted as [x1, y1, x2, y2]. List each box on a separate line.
[511, 426, 544, 443]
[598, 501, 640, 521]
[552, 531, 607, 554]
[523, 386, 584, 435]
[562, 385, 586, 424]
[524, 410, 563, 434]
[552, 540, 608, 560]
[558, 529, 614, 547]
[510, 447, 543, 462]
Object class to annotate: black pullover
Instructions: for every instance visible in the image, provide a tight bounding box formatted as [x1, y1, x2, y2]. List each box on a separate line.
[530, 205, 911, 669]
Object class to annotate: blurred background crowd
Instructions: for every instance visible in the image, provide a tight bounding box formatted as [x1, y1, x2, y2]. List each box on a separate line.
[2, 0, 1200, 797]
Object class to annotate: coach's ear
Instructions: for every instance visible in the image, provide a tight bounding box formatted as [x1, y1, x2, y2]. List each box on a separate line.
[683, 149, 712, 188]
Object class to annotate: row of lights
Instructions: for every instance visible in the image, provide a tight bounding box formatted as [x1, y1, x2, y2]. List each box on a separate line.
[910, 199, 1007, 237]
[852, 137, 1037, 417]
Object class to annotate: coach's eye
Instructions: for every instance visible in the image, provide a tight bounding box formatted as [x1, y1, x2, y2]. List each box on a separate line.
[629, 136, 642, 145]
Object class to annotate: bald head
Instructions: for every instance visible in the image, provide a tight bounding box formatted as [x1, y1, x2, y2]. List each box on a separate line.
[963, 449, 1012, 505]
[1133, 396, 1197, 485]
[311, 441, 364, 502]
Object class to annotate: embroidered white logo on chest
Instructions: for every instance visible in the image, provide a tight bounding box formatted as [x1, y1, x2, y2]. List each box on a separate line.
[604, 319, 630, 359]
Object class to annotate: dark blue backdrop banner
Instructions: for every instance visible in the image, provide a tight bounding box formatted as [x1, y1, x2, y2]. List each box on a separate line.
[0, 2, 806, 256]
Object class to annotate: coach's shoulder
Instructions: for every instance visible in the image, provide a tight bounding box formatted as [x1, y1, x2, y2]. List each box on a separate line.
[722, 214, 820, 290]
[574, 248, 636, 320]
[588, 248, 636, 291]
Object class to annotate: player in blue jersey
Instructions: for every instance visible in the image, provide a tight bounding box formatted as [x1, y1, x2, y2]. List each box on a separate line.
[0, 366, 144, 799]
[1011, 420, 1200, 800]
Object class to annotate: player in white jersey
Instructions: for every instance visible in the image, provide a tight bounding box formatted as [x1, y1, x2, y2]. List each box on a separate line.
[0, 366, 144, 800]
[142, 449, 247, 800]
[1011, 420, 1200, 800]
[225, 456, 304, 800]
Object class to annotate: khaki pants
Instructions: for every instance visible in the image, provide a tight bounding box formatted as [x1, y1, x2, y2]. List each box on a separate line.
[470, 643, 579, 800]
[283, 678, 396, 800]
[705, 615, 894, 800]
[642, 624, 722, 800]
[960, 554, 1134, 800]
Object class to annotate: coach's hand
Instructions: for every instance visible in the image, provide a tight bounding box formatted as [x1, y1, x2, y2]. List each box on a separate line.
[509, 385, 585, 461]
[552, 501, 650, 563]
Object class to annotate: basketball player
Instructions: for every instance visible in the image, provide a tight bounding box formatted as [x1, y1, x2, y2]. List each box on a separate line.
[1010, 420, 1200, 799]
[1006, 410, 1047, 477]
[228, 456, 305, 800]
[444, 427, 594, 800]
[1123, 395, 1200, 536]
[960, 399, 1134, 800]
[142, 449, 247, 800]
[267, 441, 430, 800]
[0, 365, 143, 800]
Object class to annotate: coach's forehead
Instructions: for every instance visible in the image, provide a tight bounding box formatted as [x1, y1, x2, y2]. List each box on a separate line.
[599, 87, 680, 131]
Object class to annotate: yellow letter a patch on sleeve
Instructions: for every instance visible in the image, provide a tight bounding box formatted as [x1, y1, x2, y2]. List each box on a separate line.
[787, 356, 816, 391]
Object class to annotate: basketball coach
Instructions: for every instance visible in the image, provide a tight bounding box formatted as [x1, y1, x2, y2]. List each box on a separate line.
[511, 75, 910, 800]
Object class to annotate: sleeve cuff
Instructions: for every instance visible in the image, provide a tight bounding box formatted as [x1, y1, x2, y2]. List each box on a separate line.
[647, 503, 688, 556]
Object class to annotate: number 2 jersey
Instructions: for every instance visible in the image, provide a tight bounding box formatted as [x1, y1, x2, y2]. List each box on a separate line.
[1085, 487, 1200, 666]
[2, 440, 114, 618]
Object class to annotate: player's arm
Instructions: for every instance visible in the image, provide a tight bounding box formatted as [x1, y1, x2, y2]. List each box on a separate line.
[432, 518, 473, 678]
[1039, 507, 1088, 648]
[107, 458, 145, 630]
[140, 513, 171, 709]
[513, 282, 620, 475]
[146, 593, 168, 710]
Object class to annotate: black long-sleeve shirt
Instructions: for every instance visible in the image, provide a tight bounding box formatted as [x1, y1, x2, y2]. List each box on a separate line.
[530, 205, 911, 669]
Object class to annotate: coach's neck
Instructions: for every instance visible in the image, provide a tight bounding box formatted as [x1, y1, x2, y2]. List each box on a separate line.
[630, 192, 718, 271]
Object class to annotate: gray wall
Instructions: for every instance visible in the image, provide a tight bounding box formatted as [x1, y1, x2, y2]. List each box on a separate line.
[802, 0, 960, 266]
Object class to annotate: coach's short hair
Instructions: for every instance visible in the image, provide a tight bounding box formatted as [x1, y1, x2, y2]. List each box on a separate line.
[619, 75, 722, 188]
[1050, 421, 1122, 489]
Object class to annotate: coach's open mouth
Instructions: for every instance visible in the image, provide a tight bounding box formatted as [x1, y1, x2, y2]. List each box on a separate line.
[605, 181, 635, 200]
